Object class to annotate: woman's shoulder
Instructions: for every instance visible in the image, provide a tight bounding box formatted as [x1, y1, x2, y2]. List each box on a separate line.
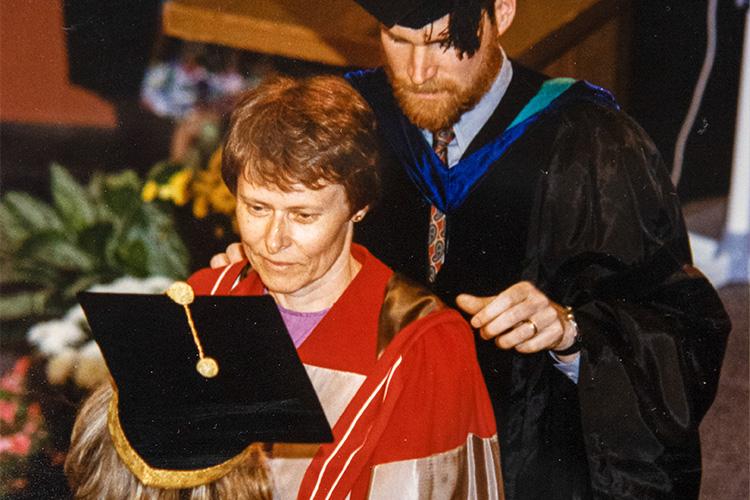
[187, 261, 251, 295]
[409, 307, 474, 352]
[377, 273, 473, 356]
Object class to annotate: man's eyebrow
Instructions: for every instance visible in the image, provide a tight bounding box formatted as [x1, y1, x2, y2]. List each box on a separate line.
[421, 25, 450, 45]
[437, 25, 450, 41]
[381, 28, 448, 45]
[381, 28, 407, 42]
[427, 35, 450, 44]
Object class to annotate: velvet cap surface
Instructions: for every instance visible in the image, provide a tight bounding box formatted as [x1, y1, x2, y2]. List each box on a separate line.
[78, 291, 332, 473]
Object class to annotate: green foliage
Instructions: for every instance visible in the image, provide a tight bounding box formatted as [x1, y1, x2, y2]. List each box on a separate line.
[0, 164, 190, 324]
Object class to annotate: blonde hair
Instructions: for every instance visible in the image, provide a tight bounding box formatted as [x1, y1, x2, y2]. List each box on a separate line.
[65, 384, 272, 500]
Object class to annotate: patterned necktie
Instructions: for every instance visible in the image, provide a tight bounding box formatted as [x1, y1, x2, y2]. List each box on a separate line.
[427, 128, 455, 283]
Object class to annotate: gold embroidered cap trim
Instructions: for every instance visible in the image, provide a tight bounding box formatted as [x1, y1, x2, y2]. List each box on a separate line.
[107, 387, 258, 489]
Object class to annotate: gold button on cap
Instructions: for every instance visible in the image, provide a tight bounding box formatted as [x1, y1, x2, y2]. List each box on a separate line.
[166, 281, 195, 305]
[196, 357, 219, 378]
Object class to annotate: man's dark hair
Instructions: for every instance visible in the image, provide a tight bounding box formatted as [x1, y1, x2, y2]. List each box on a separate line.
[444, 0, 497, 58]
[357, 0, 498, 58]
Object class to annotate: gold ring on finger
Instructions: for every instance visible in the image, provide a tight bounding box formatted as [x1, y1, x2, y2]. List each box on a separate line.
[523, 318, 539, 336]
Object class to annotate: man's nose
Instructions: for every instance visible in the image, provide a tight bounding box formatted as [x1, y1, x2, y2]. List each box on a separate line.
[264, 214, 290, 254]
[407, 46, 437, 85]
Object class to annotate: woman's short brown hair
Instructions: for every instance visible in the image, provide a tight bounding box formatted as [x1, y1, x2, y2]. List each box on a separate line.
[64, 384, 272, 500]
[222, 75, 380, 214]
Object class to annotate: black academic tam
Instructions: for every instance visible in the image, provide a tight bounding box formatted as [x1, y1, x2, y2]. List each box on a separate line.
[78, 289, 332, 488]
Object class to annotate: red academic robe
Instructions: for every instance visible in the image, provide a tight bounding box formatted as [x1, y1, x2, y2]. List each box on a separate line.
[188, 244, 501, 499]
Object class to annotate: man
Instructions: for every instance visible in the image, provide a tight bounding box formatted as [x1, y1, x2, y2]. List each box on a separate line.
[213, 1, 730, 498]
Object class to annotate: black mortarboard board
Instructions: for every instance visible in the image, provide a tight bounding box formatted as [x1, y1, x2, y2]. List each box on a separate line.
[354, 0, 486, 56]
[354, 0, 452, 29]
[78, 284, 332, 489]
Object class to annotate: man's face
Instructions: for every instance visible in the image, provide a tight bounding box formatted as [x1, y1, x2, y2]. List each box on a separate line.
[235, 179, 356, 298]
[380, 12, 503, 131]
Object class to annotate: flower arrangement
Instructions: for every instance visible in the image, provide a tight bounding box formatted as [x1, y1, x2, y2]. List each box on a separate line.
[26, 275, 174, 390]
[140, 43, 251, 120]
[0, 164, 190, 342]
[0, 357, 48, 496]
[190, 149, 236, 223]
[142, 149, 235, 224]
[142, 102, 239, 255]
[142, 161, 195, 208]
[0, 109, 243, 496]
[139, 62, 247, 264]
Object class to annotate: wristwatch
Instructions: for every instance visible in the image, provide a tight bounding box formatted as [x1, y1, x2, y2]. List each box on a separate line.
[552, 306, 582, 356]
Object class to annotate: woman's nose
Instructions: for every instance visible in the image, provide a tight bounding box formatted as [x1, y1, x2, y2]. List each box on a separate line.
[264, 215, 290, 254]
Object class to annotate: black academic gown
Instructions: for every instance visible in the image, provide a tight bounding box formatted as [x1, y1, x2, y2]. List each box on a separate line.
[351, 64, 731, 500]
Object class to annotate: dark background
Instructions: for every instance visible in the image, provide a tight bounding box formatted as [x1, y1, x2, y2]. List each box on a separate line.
[1, 0, 746, 204]
[629, 0, 745, 202]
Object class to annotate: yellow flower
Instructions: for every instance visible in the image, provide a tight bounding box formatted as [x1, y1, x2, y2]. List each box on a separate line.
[192, 195, 209, 219]
[141, 180, 159, 202]
[191, 148, 236, 219]
[207, 148, 222, 174]
[168, 169, 193, 206]
[208, 183, 236, 215]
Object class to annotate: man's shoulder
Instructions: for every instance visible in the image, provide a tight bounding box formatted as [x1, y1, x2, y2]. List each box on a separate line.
[509, 61, 548, 90]
[510, 78, 652, 158]
[553, 94, 657, 154]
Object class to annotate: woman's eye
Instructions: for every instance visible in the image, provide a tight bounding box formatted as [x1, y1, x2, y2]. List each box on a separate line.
[247, 205, 267, 215]
[293, 212, 318, 223]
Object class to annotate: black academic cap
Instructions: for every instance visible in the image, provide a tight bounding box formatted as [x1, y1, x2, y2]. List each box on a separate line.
[354, 0, 487, 56]
[354, 0, 452, 29]
[78, 285, 332, 489]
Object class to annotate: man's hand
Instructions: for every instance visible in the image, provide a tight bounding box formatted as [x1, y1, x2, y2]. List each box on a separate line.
[209, 242, 246, 268]
[456, 281, 578, 358]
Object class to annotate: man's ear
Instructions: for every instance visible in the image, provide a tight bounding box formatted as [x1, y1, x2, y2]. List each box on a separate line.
[493, 0, 516, 38]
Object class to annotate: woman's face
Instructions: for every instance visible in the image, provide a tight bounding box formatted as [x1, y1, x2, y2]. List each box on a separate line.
[235, 177, 359, 300]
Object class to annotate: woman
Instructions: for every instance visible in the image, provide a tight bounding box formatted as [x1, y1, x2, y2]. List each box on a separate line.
[65, 384, 272, 500]
[188, 75, 502, 499]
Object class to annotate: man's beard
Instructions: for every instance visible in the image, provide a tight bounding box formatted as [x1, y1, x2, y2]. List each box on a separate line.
[386, 42, 503, 131]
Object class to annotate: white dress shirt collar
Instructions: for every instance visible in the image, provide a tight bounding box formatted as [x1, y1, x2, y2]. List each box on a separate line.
[421, 53, 513, 167]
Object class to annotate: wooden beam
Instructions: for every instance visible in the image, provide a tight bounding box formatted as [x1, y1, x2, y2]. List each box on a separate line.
[162, 0, 382, 67]
[162, 0, 627, 70]
[515, 0, 630, 69]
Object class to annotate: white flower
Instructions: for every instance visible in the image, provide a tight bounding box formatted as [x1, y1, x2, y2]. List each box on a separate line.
[73, 340, 109, 390]
[27, 319, 86, 355]
[89, 275, 172, 294]
[63, 304, 86, 326]
[29, 274, 175, 389]
[140, 275, 174, 293]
